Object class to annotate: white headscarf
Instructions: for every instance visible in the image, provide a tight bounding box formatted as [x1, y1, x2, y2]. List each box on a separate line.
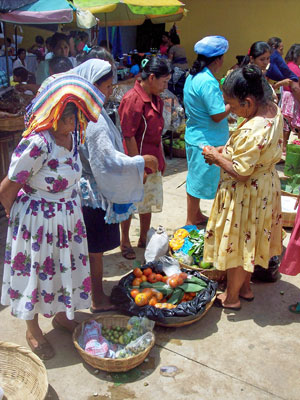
[38, 59, 112, 94]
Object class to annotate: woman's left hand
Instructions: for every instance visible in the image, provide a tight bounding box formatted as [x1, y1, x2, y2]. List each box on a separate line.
[202, 146, 220, 165]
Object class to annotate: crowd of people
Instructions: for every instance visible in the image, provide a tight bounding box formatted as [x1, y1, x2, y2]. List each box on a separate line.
[0, 31, 300, 361]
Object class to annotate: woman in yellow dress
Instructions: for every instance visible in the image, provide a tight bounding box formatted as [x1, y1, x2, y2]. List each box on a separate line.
[203, 65, 282, 310]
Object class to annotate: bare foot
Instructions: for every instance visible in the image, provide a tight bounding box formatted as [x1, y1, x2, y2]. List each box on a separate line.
[54, 312, 78, 332]
[239, 289, 254, 300]
[216, 293, 241, 309]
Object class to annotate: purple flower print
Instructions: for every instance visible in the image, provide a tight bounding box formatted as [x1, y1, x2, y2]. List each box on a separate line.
[30, 288, 39, 304]
[52, 178, 68, 192]
[46, 233, 53, 244]
[22, 227, 31, 241]
[71, 189, 77, 199]
[75, 220, 85, 236]
[56, 225, 68, 249]
[79, 254, 88, 267]
[66, 201, 74, 214]
[36, 226, 44, 243]
[39, 272, 47, 281]
[14, 170, 30, 184]
[9, 288, 22, 300]
[74, 235, 82, 244]
[12, 252, 26, 269]
[4, 244, 11, 265]
[47, 159, 59, 170]
[80, 292, 89, 300]
[41, 290, 55, 304]
[74, 163, 80, 172]
[41, 257, 56, 279]
[82, 277, 91, 293]
[57, 287, 71, 307]
[45, 177, 55, 184]
[28, 200, 39, 216]
[64, 158, 73, 169]
[25, 302, 34, 311]
[70, 254, 76, 270]
[14, 141, 29, 157]
[20, 193, 30, 202]
[60, 263, 67, 273]
[29, 145, 42, 159]
[67, 230, 72, 241]
[32, 242, 40, 251]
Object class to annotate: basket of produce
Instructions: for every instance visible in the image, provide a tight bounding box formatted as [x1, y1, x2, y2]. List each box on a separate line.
[281, 195, 298, 227]
[111, 261, 217, 328]
[0, 341, 48, 400]
[73, 315, 155, 372]
[169, 226, 226, 282]
[163, 136, 186, 158]
[280, 176, 300, 197]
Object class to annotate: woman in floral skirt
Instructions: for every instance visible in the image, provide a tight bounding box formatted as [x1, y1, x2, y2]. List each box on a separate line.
[0, 75, 104, 359]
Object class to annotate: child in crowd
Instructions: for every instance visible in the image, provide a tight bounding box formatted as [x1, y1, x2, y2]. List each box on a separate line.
[12, 67, 34, 95]
[129, 54, 141, 77]
[1, 37, 15, 56]
[28, 35, 45, 61]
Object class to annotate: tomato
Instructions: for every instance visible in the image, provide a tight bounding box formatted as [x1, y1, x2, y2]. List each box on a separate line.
[168, 277, 179, 288]
[133, 267, 143, 277]
[202, 145, 210, 153]
[148, 273, 158, 283]
[130, 289, 140, 298]
[156, 274, 163, 281]
[148, 297, 157, 306]
[143, 268, 153, 276]
[132, 278, 142, 287]
[152, 290, 163, 301]
[177, 277, 184, 286]
[162, 276, 169, 283]
[141, 275, 147, 282]
[179, 272, 188, 281]
[141, 288, 153, 296]
[134, 293, 149, 306]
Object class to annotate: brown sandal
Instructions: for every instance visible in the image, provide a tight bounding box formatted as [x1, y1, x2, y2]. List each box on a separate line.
[26, 333, 55, 360]
[52, 317, 78, 333]
[121, 245, 136, 260]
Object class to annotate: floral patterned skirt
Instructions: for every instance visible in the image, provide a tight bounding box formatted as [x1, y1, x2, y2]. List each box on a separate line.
[1, 191, 91, 320]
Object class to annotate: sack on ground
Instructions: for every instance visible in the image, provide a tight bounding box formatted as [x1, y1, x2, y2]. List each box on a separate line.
[144, 226, 169, 263]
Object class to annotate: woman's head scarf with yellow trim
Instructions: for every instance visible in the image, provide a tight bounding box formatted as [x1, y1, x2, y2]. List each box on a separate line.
[23, 74, 105, 144]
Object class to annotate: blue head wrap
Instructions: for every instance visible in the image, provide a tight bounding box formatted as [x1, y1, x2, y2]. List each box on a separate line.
[194, 36, 229, 57]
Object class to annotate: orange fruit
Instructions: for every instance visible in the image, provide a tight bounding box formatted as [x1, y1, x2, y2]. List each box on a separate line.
[148, 297, 157, 306]
[168, 277, 179, 288]
[152, 290, 163, 301]
[179, 272, 188, 281]
[156, 274, 163, 281]
[177, 277, 184, 286]
[133, 267, 143, 277]
[135, 293, 149, 306]
[154, 303, 163, 308]
[148, 273, 158, 283]
[142, 288, 153, 295]
[190, 292, 196, 297]
[143, 268, 152, 276]
[132, 277, 142, 287]
[130, 289, 140, 298]
[141, 275, 147, 282]
[162, 276, 168, 283]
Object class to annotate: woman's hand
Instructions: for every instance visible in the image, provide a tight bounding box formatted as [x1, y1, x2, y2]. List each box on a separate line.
[143, 154, 159, 173]
[0, 177, 22, 218]
[202, 146, 220, 165]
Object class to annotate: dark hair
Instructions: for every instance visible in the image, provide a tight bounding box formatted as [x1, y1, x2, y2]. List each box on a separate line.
[162, 31, 169, 38]
[51, 33, 69, 50]
[285, 44, 300, 63]
[267, 37, 282, 52]
[13, 67, 28, 82]
[140, 57, 171, 80]
[79, 31, 89, 41]
[223, 64, 272, 104]
[79, 45, 114, 65]
[241, 41, 271, 67]
[35, 35, 44, 45]
[61, 102, 77, 119]
[6, 38, 11, 44]
[17, 48, 26, 57]
[94, 70, 113, 86]
[190, 54, 222, 76]
[49, 56, 73, 74]
[45, 37, 52, 47]
[99, 39, 113, 49]
[169, 33, 180, 45]
[131, 53, 141, 66]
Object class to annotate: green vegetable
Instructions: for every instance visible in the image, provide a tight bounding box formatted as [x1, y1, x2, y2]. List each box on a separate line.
[185, 276, 207, 286]
[168, 288, 184, 304]
[140, 281, 173, 296]
[178, 282, 207, 293]
[188, 230, 205, 263]
[200, 261, 214, 269]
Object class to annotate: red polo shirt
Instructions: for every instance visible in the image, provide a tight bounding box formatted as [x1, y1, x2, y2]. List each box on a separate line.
[118, 80, 165, 173]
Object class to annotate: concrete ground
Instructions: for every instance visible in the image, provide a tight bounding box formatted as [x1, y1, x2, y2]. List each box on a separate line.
[0, 157, 299, 400]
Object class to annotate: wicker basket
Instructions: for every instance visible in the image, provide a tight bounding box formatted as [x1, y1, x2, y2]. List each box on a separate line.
[0, 115, 24, 132]
[282, 211, 296, 228]
[155, 295, 216, 328]
[169, 248, 226, 282]
[73, 314, 155, 372]
[0, 341, 48, 400]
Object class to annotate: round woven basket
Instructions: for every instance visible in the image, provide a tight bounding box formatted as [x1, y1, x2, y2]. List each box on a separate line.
[0, 341, 48, 400]
[73, 314, 155, 372]
[155, 295, 216, 328]
[169, 249, 226, 282]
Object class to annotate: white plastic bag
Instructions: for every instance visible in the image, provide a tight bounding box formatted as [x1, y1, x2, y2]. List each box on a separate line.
[144, 225, 169, 263]
[76, 9, 97, 29]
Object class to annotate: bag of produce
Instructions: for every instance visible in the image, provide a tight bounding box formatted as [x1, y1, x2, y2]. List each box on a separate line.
[111, 261, 217, 324]
[284, 143, 300, 176]
[144, 226, 169, 263]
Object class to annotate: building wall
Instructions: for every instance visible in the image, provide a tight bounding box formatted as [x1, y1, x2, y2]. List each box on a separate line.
[167, 0, 300, 78]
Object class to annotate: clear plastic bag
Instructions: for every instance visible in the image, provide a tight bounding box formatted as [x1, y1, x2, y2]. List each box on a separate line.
[172, 251, 194, 266]
[158, 255, 181, 276]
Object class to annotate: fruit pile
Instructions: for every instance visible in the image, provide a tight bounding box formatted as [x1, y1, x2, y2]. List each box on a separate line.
[101, 325, 129, 345]
[293, 139, 300, 145]
[163, 133, 185, 150]
[129, 267, 208, 309]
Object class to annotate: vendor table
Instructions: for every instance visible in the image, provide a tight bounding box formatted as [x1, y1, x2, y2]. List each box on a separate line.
[0, 54, 37, 76]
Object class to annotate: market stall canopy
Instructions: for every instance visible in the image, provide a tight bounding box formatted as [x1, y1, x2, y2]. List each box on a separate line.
[73, 0, 186, 27]
[0, 0, 74, 24]
[0, 0, 37, 12]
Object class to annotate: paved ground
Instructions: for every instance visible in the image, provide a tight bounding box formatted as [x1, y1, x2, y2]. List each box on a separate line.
[0, 157, 299, 400]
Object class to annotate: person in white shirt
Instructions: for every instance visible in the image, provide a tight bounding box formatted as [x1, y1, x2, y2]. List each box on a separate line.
[12, 48, 27, 71]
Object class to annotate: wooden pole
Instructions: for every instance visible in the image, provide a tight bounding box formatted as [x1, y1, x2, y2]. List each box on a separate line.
[3, 22, 10, 86]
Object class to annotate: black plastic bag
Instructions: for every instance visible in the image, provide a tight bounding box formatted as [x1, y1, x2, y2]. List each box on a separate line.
[111, 261, 217, 324]
[252, 256, 280, 283]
